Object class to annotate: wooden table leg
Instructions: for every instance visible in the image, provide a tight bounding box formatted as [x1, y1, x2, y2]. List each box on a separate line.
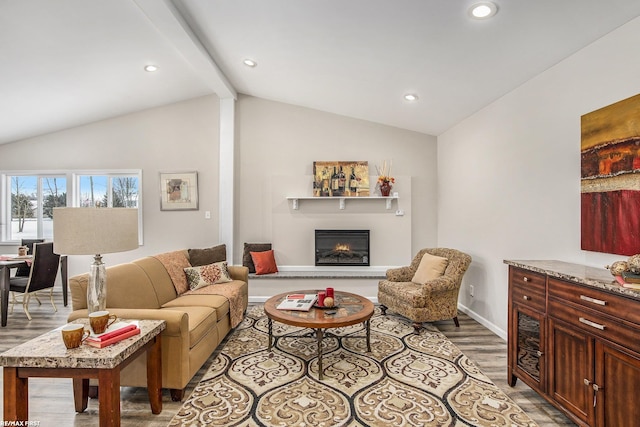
[1, 266, 10, 327]
[60, 255, 69, 306]
[98, 367, 121, 427]
[147, 335, 162, 414]
[4, 367, 28, 421]
[73, 378, 89, 412]
[316, 329, 324, 380]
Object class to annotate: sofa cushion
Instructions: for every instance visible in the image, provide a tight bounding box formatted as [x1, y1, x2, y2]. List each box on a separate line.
[188, 244, 226, 267]
[184, 262, 233, 290]
[250, 250, 279, 275]
[412, 253, 449, 284]
[103, 263, 162, 309]
[132, 256, 179, 305]
[163, 294, 230, 325]
[160, 305, 217, 349]
[242, 243, 271, 273]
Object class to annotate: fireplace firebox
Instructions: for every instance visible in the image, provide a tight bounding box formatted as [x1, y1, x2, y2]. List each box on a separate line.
[315, 230, 370, 266]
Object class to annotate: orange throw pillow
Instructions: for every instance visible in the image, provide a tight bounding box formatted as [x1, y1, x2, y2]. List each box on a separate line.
[250, 250, 279, 275]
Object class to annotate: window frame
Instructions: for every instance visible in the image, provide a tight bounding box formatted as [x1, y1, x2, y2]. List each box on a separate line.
[1, 169, 143, 245]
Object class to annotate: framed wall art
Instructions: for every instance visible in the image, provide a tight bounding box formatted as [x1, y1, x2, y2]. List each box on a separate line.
[313, 161, 369, 197]
[581, 93, 640, 255]
[160, 171, 199, 211]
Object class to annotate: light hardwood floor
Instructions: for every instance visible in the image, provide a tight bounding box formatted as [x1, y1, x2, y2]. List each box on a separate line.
[0, 289, 574, 426]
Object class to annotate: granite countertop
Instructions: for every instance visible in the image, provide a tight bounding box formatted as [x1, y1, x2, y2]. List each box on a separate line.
[0, 319, 166, 369]
[504, 259, 640, 301]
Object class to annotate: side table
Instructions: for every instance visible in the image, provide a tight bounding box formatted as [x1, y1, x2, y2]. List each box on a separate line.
[0, 319, 166, 427]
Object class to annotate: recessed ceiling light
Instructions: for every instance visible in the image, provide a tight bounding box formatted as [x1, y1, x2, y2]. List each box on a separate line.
[468, 2, 498, 19]
[144, 64, 159, 72]
[243, 58, 257, 68]
[404, 93, 419, 102]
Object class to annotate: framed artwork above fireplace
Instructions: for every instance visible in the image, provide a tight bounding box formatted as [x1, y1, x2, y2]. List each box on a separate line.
[313, 161, 369, 197]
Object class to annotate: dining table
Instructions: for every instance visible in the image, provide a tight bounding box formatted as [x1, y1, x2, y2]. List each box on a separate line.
[0, 255, 68, 327]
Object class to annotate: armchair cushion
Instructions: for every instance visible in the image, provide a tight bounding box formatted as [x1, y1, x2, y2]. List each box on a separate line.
[411, 252, 449, 284]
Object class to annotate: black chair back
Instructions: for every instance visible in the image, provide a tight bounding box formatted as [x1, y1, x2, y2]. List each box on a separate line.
[15, 239, 45, 277]
[25, 242, 60, 293]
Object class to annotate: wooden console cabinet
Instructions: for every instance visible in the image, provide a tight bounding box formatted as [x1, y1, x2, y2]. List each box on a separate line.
[505, 260, 640, 427]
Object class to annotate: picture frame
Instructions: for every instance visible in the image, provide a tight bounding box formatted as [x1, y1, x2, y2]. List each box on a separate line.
[313, 161, 370, 197]
[159, 171, 198, 211]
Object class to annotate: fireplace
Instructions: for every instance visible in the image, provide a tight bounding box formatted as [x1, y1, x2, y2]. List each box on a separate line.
[315, 230, 370, 266]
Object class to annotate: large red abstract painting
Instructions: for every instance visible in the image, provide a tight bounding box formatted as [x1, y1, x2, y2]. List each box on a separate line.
[581, 93, 640, 255]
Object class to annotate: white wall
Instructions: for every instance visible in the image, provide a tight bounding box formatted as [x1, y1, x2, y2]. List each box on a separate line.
[438, 17, 640, 338]
[235, 95, 438, 267]
[0, 95, 221, 277]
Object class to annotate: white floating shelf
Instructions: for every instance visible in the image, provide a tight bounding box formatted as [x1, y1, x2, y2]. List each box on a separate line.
[287, 196, 398, 210]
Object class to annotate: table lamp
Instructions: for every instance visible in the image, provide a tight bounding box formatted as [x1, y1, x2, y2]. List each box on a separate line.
[53, 208, 139, 313]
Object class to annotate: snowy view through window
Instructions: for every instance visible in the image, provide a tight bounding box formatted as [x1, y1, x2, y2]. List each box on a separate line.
[9, 174, 139, 241]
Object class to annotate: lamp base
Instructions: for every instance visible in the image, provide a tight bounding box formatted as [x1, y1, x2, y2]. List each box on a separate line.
[87, 254, 106, 313]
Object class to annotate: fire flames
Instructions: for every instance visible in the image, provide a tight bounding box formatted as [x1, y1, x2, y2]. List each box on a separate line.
[334, 243, 351, 252]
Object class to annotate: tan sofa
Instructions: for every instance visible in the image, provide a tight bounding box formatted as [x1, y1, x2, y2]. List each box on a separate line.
[67, 252, 248, 401]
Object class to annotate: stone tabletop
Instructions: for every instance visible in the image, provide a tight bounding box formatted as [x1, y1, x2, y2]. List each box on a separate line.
[504, 259, 640, 301]
[0, 319, 166, 369]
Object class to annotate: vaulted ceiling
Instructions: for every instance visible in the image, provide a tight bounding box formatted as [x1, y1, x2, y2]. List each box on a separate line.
[2, 0, 640, 145]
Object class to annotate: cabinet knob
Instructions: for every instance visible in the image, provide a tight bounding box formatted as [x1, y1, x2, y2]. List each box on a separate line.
[523, 277, 529, 282]
[523, 295, 531, 301]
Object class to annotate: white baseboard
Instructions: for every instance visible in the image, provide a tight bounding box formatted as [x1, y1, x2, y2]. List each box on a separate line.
[457, 303, 506, 341]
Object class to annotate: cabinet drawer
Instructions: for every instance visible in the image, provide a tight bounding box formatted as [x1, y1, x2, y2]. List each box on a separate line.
[512, 284, 546, 312]
[548, 278, 640, 326]
[549, 298, 640, 354]
[510, 267, 546, 295]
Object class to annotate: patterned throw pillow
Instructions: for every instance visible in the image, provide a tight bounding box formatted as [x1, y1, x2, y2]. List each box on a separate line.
[184, 261, 233, 291]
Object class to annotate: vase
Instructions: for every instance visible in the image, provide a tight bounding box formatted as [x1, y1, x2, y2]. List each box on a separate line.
[380, 182, 392, 197]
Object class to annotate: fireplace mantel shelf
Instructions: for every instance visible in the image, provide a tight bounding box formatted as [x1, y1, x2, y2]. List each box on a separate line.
[287, 196, 398, 210]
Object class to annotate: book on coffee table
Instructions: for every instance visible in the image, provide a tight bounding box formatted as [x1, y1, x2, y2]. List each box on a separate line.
[276, 294, 317, 311]
[85, 327, 140, 348]
[85, 321, 140, 348]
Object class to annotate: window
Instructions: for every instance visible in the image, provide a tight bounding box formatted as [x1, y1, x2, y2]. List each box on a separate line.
[77, 174, 139, 208]
[2, 170, 142, 243]
[8, 175, 66, 241]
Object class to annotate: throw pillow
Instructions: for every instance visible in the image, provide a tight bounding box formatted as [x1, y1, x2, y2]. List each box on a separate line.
[411, 252, 449, 284]
[184, 261, 233, 291]
[250, 250, 279, 275]
[243, 243, 272, 273]
[188, 244, 226, 267]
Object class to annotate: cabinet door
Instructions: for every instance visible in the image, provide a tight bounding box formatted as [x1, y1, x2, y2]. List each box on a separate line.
[548, 318, 595, 425]
[595, 341, 640, 427]
[511, 304, 546, 393]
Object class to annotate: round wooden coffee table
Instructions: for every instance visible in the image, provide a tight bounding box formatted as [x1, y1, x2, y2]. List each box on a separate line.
[264, 290, 374, 380]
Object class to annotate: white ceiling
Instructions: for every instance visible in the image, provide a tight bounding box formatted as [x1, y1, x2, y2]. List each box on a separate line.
[2, 0, 640, 145]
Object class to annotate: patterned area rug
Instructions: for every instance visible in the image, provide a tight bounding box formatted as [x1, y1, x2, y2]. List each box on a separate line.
[170, 306, 537, 426]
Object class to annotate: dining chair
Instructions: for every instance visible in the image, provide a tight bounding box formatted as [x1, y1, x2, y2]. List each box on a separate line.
[15, 238, 45, 277]
[10, 242, 60, 320]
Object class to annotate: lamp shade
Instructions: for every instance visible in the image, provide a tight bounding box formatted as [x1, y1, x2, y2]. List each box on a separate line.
[53, 208, 139, 255]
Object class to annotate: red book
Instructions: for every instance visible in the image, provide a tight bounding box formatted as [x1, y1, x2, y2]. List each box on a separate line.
[89, 322, 137, 341]
[85, 327, 140, 348]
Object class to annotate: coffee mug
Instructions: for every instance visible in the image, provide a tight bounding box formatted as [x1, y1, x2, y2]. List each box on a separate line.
[89, 311, 118, 334]
[61, 324, 89, 349]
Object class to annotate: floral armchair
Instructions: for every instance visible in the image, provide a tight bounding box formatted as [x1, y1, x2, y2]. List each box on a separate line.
[378, 248, 472, 332]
